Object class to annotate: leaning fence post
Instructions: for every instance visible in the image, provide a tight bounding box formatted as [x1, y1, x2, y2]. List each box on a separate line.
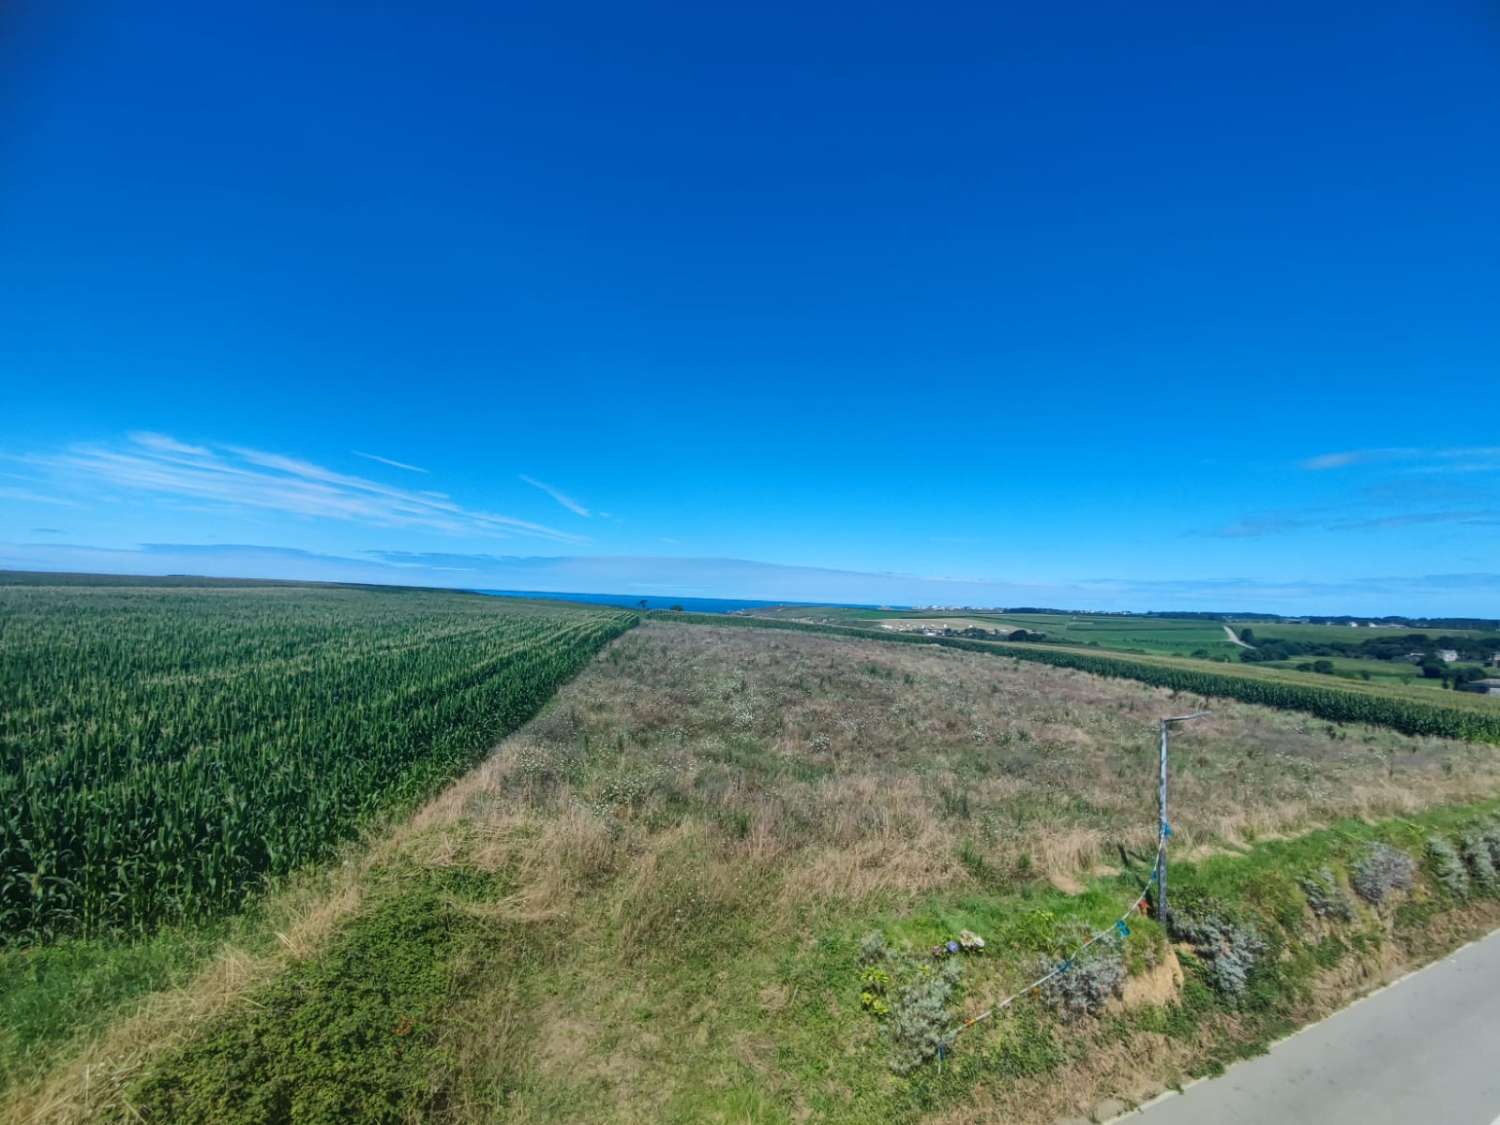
[1158, 710, 1209, 927]
[1158, 718, 1170, 923]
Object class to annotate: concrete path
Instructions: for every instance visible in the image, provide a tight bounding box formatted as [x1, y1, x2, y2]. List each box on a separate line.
[1119, 928, 1500, 1125]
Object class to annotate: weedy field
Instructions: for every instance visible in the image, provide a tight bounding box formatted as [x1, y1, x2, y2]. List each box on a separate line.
[748, 606, 1500, 697]
[11, 618, 1500, 1124]
[685, 612, 1500, 741]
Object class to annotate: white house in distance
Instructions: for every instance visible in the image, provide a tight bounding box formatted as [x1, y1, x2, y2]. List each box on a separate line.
[1407, 649, 1462, 664]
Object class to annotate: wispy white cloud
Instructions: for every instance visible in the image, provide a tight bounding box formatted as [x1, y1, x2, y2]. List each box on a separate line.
[128, 431, 211, 457]
[352, 450, 428, 474]
[1204, 507, 1500, 539]
[0, 485, 81, 507]
[1301, 446, 1500, 472]
[15, 435, 587, 544]
[520, 474, 591, 517]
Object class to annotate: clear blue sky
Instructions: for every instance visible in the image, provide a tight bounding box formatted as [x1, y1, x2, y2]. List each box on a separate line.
[3, 2, 1497, 613]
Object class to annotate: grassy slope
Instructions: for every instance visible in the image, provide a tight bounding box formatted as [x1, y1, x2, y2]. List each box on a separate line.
[115, 807, 1500, 1125]
[15, 622, 1500, 1123]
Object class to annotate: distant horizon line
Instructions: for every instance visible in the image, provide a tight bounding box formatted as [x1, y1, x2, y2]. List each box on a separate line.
[4, 566, 1497, 626]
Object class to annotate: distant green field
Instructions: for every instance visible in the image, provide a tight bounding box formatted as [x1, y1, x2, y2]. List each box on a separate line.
[751, 607, 1242, 657]
[963, 613, 1239, 657]
[1259, 654, 1426, 684]
[1230, 620, 1500, 645]
[751, 607, 1500, 675]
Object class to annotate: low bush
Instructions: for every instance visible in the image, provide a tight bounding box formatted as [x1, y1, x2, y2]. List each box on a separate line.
[1426, 836, 1470, 899]
[1484, 821, 1500, 870]
[859, 930, 890, 966]
[1351, 843, 1417, 905]
[1170, 905, 1266, 1001]
[1460, 832, 1497, 893]
[1037, 940, 1125, 1021]
[1299, 868, 1354, 922]
[887, 961, 961, 1074]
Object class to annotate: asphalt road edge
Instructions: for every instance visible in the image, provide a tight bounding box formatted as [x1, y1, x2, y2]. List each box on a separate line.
[1105, 922, 1500, 1122]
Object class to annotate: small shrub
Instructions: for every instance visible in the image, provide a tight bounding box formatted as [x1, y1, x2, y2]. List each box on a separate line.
[1170, 908, 1266, 1001]
[1426, 836, 1470, 899]
[887, 961, 961, 1074]
[1299, 868, 1354, 922]
[860, 966, 892, 1017]
[858, 930, 889, 966]
[1460, 833, 1497, 893]
[1351, 843, 1416, 905]
[1037, 941, 1125, 1020]
[1483, 822, 1500, 871]
[586, 765, 670, 815]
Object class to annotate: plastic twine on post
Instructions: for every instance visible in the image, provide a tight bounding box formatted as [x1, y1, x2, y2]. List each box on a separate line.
[954, 838, 1166, 1037]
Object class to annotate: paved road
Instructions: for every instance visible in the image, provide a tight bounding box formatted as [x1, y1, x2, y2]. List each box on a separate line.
[1120, 928, 1500, 1125]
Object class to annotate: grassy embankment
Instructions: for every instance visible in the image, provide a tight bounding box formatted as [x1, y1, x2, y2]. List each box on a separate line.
[11, 620, 1500, 1123]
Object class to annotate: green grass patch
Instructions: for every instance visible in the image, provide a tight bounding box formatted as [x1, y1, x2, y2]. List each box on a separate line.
[119, 864, 511, 1124]
[0, 924, 230, 1096]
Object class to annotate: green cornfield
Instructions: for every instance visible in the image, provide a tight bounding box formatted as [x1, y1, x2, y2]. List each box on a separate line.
[0, 582, 635, 943]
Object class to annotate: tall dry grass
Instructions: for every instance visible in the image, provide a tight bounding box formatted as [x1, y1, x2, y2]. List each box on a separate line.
[463, 621, 1500, 899]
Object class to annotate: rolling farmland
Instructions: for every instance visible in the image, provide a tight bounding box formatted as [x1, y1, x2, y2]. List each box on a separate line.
[5, 600, 1500, 1124]
[0, 581, 635, 942]
[30, 619, 1500, 1125]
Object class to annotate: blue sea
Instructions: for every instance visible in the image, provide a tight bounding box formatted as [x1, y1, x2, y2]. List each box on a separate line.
[474, 589, 894, 614]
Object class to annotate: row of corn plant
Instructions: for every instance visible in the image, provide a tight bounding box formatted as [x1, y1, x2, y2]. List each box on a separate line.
[0, 584, 635, 943]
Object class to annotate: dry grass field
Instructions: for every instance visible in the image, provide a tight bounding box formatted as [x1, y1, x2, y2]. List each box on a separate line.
[12, 619, 1500, 1124]
[480, 621, 1497, 891]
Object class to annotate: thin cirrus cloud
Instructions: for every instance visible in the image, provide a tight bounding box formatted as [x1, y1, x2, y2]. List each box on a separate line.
[0, 485, 81, 508]
[519, 474, 590, 517]
[352, 450, 429, 474]
[127, 431, 212, 457]
[1300, 447, 1500, 472]
[1204, 508, 1500, 539]
[15, 433, 587, 544]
